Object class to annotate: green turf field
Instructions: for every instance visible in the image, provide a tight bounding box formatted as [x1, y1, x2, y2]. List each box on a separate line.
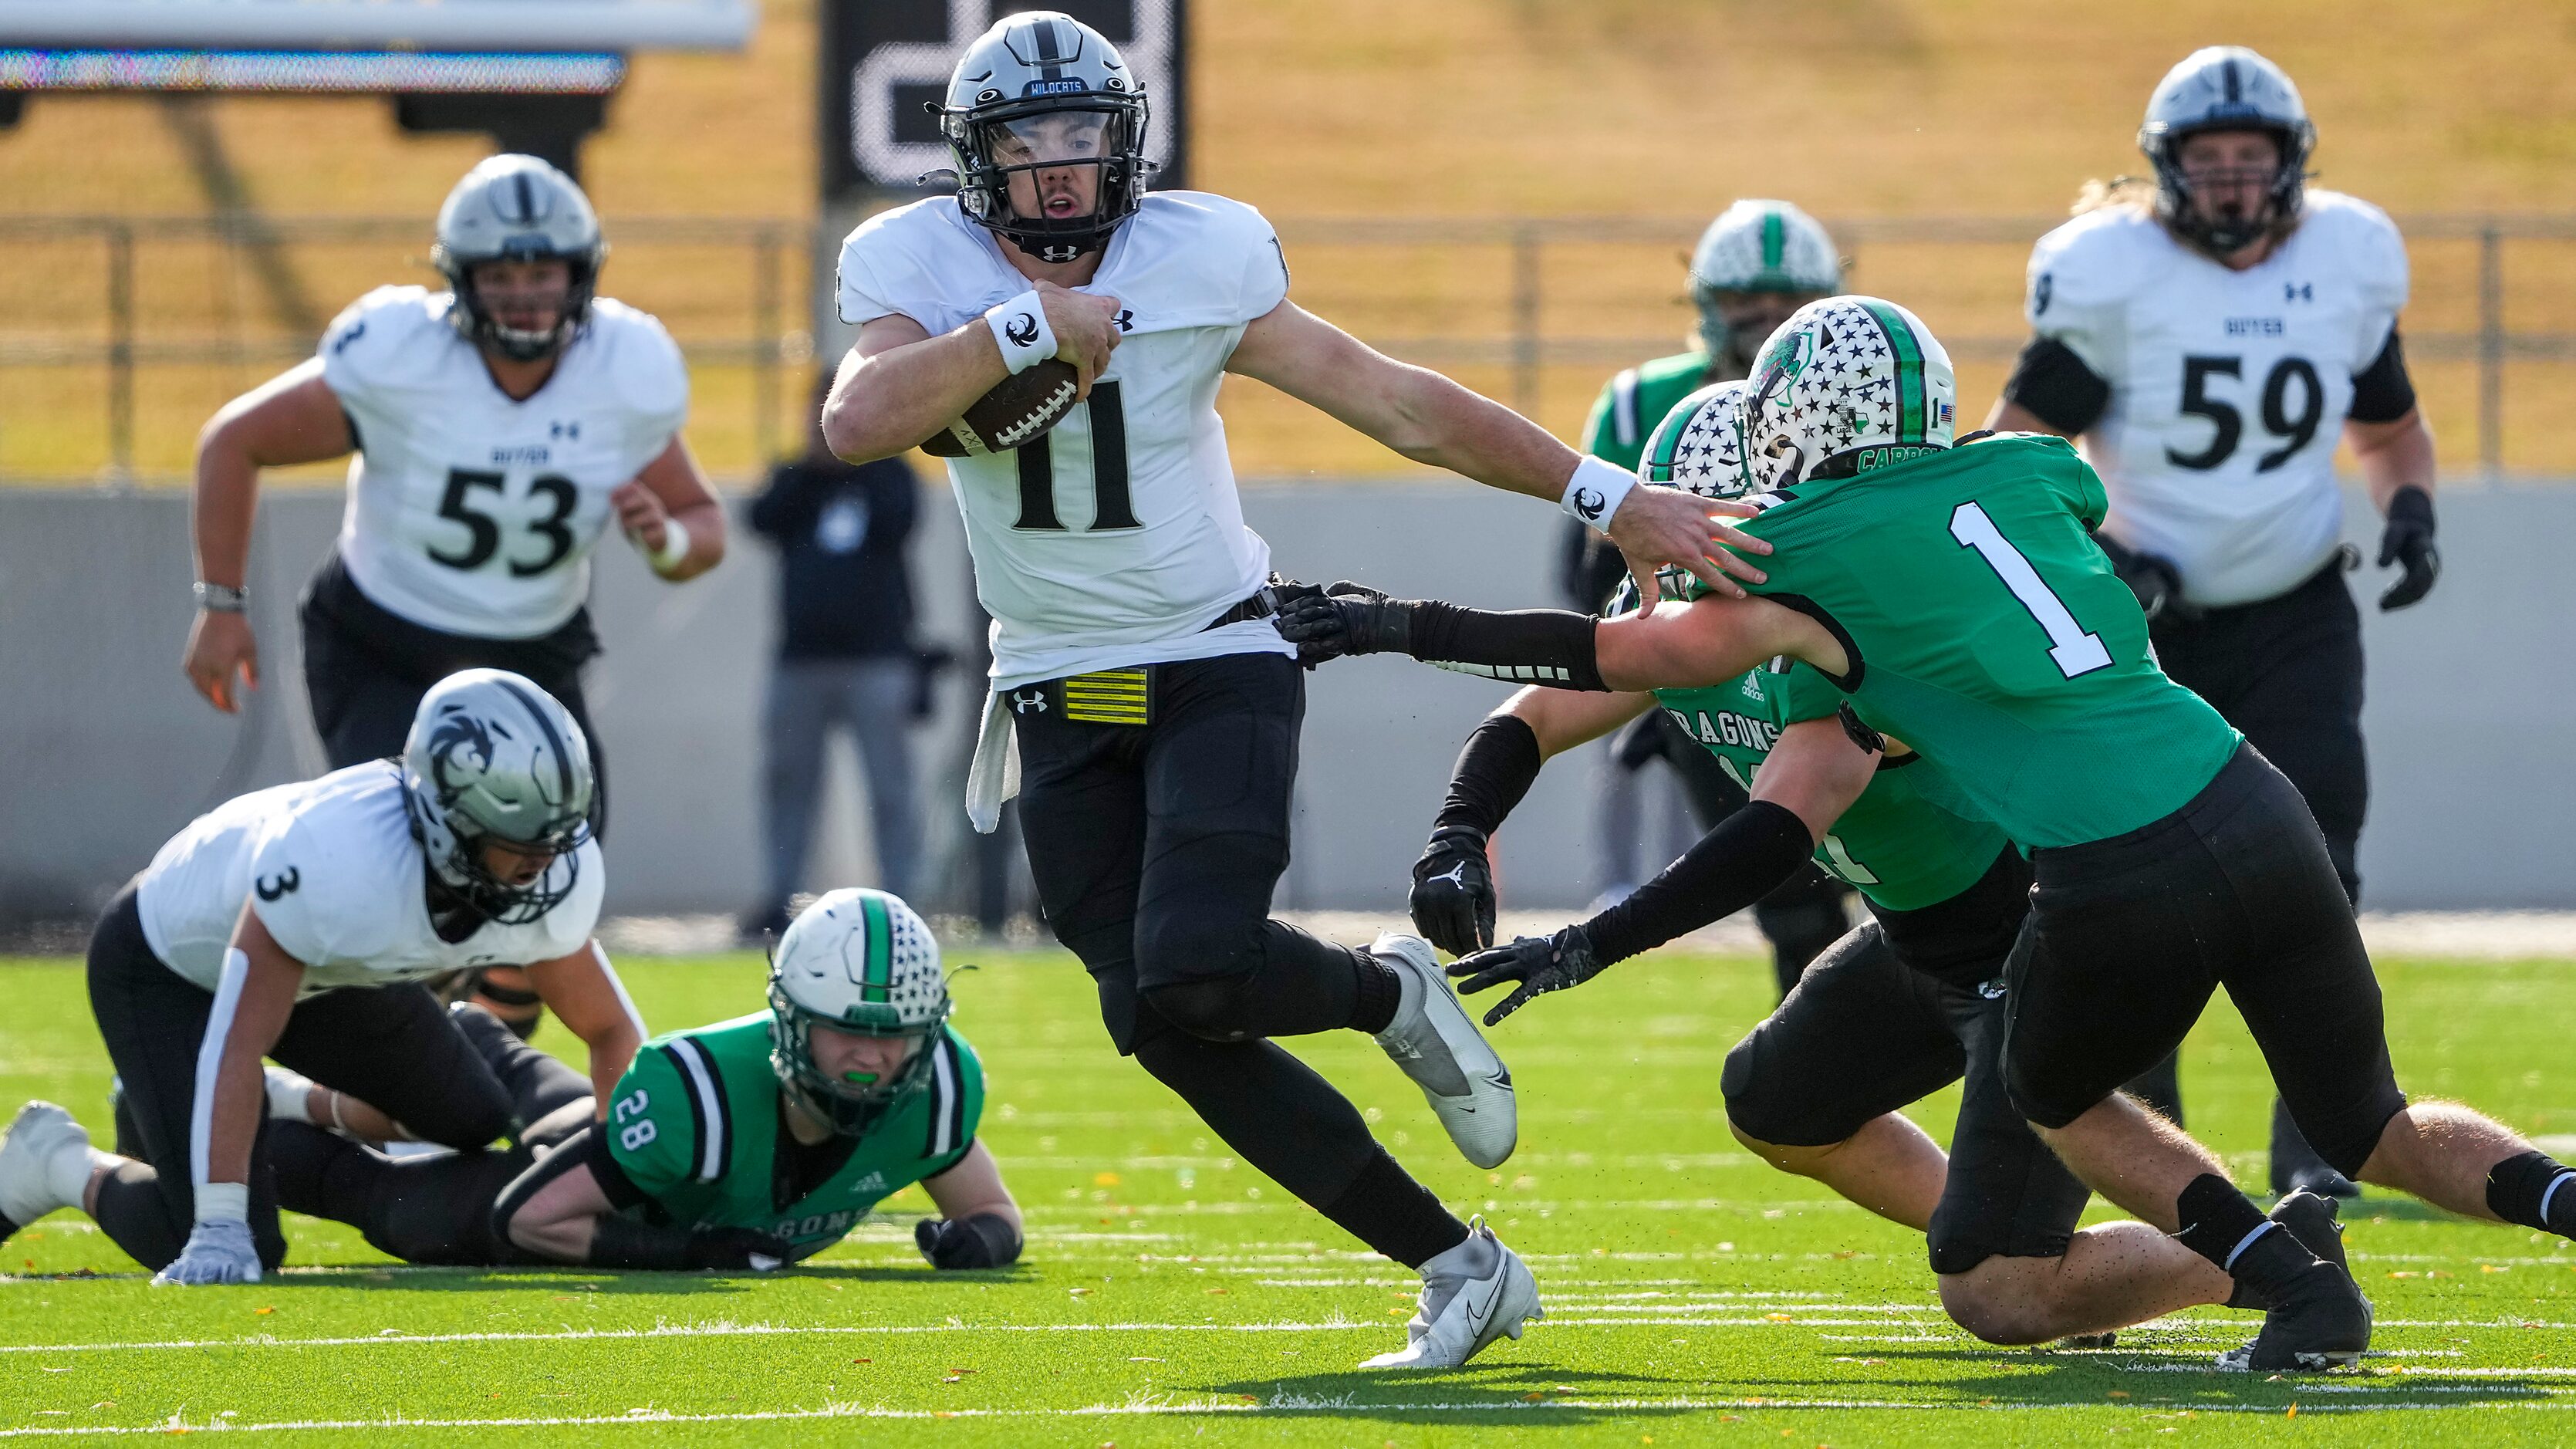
[4, 947, 2574, 1444]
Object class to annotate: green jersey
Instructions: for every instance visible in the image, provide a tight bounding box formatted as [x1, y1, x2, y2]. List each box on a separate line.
[1651, 664, 2010, 912]
[1583, 351, 1722, 472]
[1734, 434, 2241, 848]
[603, 1013, 985, 1259]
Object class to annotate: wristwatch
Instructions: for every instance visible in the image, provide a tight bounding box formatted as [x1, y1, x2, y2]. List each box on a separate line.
[193, 581, 248, 613]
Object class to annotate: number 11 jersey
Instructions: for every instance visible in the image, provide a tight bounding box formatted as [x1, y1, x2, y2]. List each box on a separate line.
[322, 285, 690, 639]
[2022, 192, 2408, 606]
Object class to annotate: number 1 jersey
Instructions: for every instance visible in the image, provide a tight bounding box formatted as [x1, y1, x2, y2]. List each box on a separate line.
[321, 286, 690, 639]
[836, 193, 1296, 690]
[2022, 192, 2407, 606]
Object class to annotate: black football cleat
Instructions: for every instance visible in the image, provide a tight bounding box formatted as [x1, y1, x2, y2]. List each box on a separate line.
[2217, 1228, 2372, 1372]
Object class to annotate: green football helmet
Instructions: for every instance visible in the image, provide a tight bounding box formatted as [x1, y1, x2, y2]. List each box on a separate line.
[1689, 201, 1844, 361]
[768, 889, 952, 1135]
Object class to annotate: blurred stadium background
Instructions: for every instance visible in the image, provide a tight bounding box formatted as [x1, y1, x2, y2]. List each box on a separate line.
[2, 0, 2573, 930]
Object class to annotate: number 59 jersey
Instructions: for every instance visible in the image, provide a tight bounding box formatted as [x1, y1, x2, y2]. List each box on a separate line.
[321, 286, 690, 639]
[837, 193, 1295, 690]
[2024, 191, 2407, 606]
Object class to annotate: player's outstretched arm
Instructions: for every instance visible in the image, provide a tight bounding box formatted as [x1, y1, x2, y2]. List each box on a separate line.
[1447, 715, 1875, 1026]
[184, 361, 355, 714]
[523, 942, 646, 1113]
[916, 1142, 1024, 1270]
[1226, 299, 1771, 603]
[1410, 688, 1656, 955]
[492, 1130, 789, 1272]
[824, 286, 1121, 464]
[158, 908, 308, 1285]
[612, 438, 728, 583]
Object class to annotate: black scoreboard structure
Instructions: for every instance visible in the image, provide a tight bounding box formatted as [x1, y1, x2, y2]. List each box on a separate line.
[821, 0, 1188, 208]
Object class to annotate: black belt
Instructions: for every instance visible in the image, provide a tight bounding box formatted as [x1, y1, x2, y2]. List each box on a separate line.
[1201, 584, 1281, 632]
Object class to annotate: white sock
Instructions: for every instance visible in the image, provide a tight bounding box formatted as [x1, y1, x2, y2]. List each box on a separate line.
[52, 1147, 115, 1214]
[1380, 954, 1425, 1034]
[1421, 1225, 1497, 1280]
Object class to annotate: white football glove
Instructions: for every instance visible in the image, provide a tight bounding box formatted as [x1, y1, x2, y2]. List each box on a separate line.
[153, 1217, 262, 1286]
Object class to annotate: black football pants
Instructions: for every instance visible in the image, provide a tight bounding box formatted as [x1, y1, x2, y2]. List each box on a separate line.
[1013, 650, 1467, 1268]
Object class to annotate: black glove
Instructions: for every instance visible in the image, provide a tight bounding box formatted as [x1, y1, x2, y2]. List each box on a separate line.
[1410, 825, 1496, 956]
[2375, 485, 2439, 611]
[2104, 542, 2195, 623]
[684, 1226, 792, 1271]
[1271, 581, 1411, 661]
[1261, 576, 1334, 668]
[1448, 924, 1605, 1027]
[915, 1211, 1022, 1270]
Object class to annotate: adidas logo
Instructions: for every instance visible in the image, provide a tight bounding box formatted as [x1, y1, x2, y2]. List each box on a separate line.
[1740, 674, 1765, 701]
[850, 1170, 887, 1197]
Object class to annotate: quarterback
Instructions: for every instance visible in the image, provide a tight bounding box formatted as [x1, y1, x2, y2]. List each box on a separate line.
[1990, 47, 2439, 1196]
[0, 670, 641, 1283]
[261, 890, 1020, 1275]
[1281, 297, 2576, 1371]
[822, 12, 1766, 1370]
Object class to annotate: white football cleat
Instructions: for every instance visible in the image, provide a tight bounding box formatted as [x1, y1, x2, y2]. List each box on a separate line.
[0, 1101, 95, 1235]
[1360, 1218, 1541, 1370]
[1370, 931, 1517, 1170]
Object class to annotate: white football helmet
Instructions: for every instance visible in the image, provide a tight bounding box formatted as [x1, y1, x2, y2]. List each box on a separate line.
[2139, 46, 2314, 255]
[1639, 379, 1761, 502]
[768, 889, 952, 1135]
[1689, 201, 1843, 360]
[1743, 296, 1957, 486]
[400, 669, 594, 924]
[431, 154, 606, 361]
[938, 12, 1151, 263]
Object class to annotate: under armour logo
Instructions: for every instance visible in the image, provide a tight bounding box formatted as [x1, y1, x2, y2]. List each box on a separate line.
[1112, 309, 1135, 333]
[2284, 282, 2313, 302]
[255, 868, 301, 902]
[550, 421, 581, 441]
[1572, 487, 1607, 522]
[1010, 687, 1048, 714]
[1004, 312, 1041, 347]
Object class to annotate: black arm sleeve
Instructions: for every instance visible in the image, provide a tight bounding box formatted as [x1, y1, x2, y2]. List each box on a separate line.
[2000, 336, 2112, 436]
[586, 1215, 702, 1271]
[1433, 715, 1545, 836]
[1404, 600, 1609, 691]
[2348, 327, 2418, 424]
[1582, 799, 1818, 965]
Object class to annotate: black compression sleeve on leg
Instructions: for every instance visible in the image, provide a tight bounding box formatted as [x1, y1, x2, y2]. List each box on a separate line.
[1319, 1147, 1470, 1269]
[1403, 600, 1609, 692]
[1584, 800, 1817, 965]
[1433, 715, 1545, 836]
[2487, 1150, 2576, 1238]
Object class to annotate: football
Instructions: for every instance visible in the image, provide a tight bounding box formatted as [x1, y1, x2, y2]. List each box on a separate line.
[919, 357, 1082, 458]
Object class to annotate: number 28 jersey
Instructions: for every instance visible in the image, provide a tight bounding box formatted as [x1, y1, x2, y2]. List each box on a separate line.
[321, 286, 690, 639]
[836, 193, 1296, 690]
[2023, 192, 2407, 606]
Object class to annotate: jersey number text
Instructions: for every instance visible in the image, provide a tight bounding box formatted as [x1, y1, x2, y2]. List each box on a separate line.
[1015, 383, 1138, 532]
[2167, 355, 2324, 473]
[429, 469, 580, 576]
[1949, 502, 2113, 678]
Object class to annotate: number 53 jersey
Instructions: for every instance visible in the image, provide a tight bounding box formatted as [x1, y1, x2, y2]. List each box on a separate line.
[321, 285, 690, 639]
[2023, 191, 2407, 606]
[836, 192, 1295, 690]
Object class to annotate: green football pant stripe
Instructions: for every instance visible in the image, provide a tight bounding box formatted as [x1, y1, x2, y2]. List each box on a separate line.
[860, 893, 892, 1004]
[1859, 299, 1926, 443]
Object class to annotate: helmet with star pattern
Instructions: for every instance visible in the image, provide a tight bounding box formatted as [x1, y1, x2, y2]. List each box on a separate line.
[1741, 296, 1956, 486]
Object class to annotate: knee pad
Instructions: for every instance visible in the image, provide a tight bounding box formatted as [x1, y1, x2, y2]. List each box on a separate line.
[1141, 974, 1261, 1044]
[1135, 909, 1269, 997]
[1720, 1028, 1853, 1149]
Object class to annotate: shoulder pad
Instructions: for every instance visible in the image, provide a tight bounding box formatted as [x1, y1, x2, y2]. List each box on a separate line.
[2298, 191, 2409, 298]
[582, 299, 690, 424]
[318, 285, 454, 397]
[2027, 209, 2159, 317]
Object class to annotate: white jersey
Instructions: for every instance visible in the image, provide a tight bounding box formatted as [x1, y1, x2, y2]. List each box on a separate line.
[136, 762, 604, 997]
[321, 286, 690, 638]
[2024, 191, 2408, 606]
[836, 192, 1296, 690]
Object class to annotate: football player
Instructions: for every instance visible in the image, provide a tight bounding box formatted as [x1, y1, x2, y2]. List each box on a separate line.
[257, 890, 1018, 1276]
[180, 154, 726, 1037]
[1279, 298, 2576, 1372]
[820, 12, 1767, 1370]
[1528, 201, 1850, 996]
[1402, 381, 2331, 1345]
[0, 670, 643, 1283]
[1987, 47, 2438, 1197]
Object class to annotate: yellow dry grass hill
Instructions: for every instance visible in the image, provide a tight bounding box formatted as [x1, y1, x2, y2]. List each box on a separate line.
[0, 0, 2571, 481]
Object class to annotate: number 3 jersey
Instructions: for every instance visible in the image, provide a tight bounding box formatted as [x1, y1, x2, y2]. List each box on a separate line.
[601, 1012, 984, 1258]
[134, 761, 605, 995]
[2022, 192, 2408, 606]
[836, 192, 1295, 690]
[321, 285, 690, 639]
[1735, 434, 2241, 848]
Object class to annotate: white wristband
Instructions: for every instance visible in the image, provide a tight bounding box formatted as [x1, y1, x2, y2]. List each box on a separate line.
[984, 289, 1058, 376]
[1561, 454, 1638, 533]
[647, 516, 691, 574]
[196, 1181, 249, 1225]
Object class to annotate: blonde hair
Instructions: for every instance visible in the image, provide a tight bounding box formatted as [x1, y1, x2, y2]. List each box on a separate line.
[2072, 175, 2156, 216]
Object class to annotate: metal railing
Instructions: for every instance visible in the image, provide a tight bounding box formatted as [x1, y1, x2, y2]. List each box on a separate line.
[2, 211, 2570, 481]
